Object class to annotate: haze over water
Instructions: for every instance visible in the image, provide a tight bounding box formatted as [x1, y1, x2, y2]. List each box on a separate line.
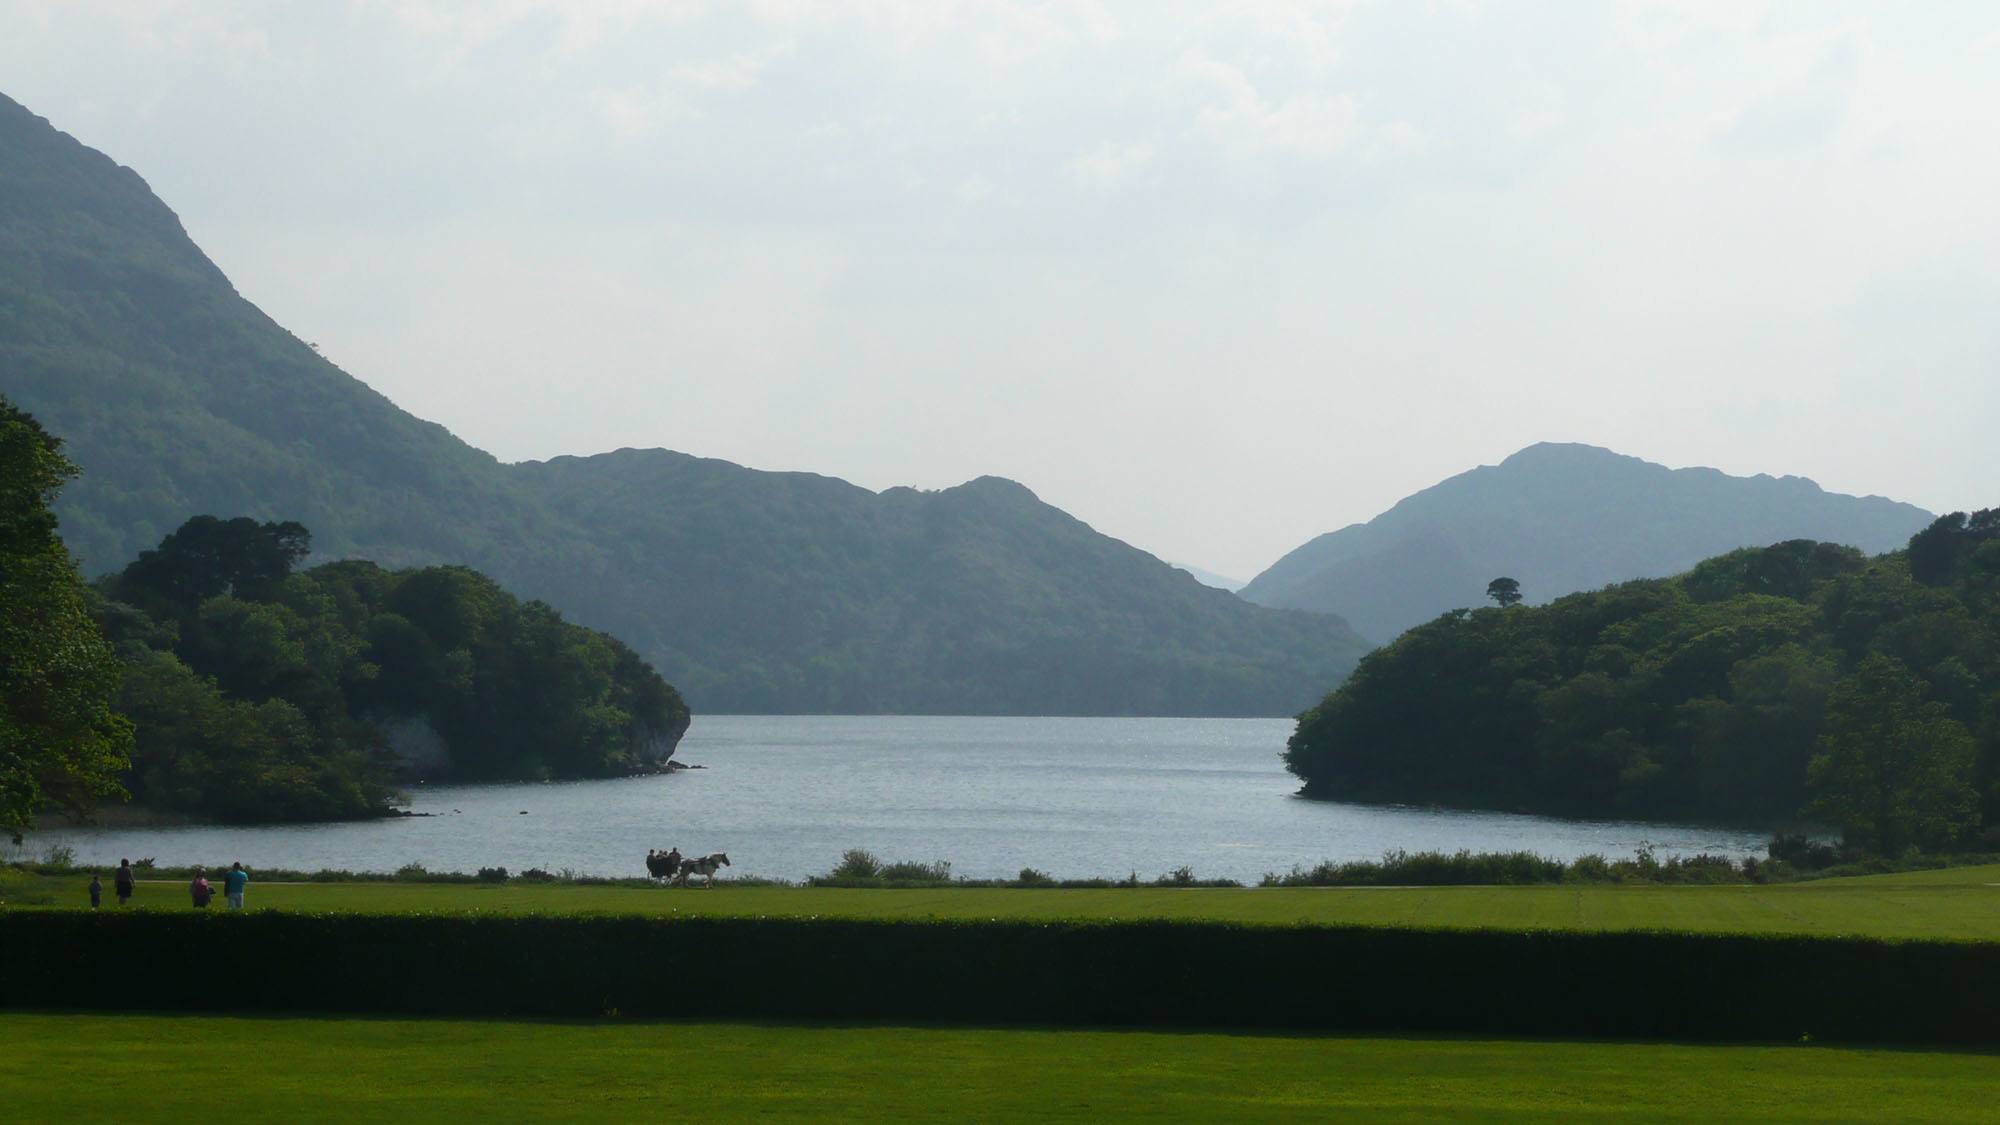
[27, 716, 1769, 882]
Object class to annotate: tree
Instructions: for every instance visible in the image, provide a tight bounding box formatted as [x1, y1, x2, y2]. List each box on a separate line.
[1908, 513, 1968, 585]
[115, 649, 388, 823]
[115, 515, 311, 614]
[1907, 509, 2000, 586]
[86, 531, 693, 821]
[1806, 655, 1979, 854]
[0, 396, 132, 842]
[1485, 577, 1522, 608]
[1285, 535, 1999, 834]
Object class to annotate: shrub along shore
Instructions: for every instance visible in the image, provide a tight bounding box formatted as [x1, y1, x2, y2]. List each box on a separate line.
[11, 843, 1999, 891]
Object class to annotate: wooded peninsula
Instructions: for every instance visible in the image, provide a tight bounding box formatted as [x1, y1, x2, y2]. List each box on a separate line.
[1287, 521, 2000, 854]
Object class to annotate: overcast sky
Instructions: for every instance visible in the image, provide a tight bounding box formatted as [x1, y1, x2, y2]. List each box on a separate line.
[4, 1, 1995, 578]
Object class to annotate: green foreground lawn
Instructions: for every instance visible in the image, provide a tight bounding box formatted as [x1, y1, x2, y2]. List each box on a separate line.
[3, 1012, 1996, 1123]
[10, 863, 2000, 940]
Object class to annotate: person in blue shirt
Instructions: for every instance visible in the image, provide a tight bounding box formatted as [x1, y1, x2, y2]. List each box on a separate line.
[223, 862, 249, 910]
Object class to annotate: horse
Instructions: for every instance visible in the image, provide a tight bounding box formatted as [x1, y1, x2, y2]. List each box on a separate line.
[644, 847, 682, 883]
[675, 852, 730, 888]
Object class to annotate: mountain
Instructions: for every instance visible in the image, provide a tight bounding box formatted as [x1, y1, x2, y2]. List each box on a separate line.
[1171, 564, 1245, 592]
[1240, 443, 1934, 643]
[0, 94, 550, 574]
[0, 93, 1370, 715]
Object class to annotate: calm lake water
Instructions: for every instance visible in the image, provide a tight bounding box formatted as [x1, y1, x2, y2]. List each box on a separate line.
[21, 716, 1770, 882]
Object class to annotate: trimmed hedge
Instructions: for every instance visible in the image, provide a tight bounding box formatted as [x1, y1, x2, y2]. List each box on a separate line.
[3, 912, 1995, 1043]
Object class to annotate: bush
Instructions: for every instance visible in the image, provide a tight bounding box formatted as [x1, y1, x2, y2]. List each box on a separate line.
[878, 860, 951, 884]
[811, 851, 955, 886]
[1265, 850, 1571, 887]
[1650, 854, 1741, 884]
[1, 912, 1993, 1045]
[475, 867, 509, 884]
[1768, 833, 1842, 870]
[1015, 868, 1055, 887]
[1565, 855, 1615, 883]
[831, 850, 880, 880]
[1263, 849, 1755, 888]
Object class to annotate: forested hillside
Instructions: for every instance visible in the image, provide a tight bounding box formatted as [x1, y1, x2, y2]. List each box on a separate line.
[1242, 443, 1932, 642]
[517, 454, 1357, 712]
[0, 93, 1370, 715]
[1286, 518, 2000, 853]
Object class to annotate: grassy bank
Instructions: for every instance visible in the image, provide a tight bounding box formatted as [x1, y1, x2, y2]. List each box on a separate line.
[3, 1012, 1996, 1122]
[8, 863, 1999, 940]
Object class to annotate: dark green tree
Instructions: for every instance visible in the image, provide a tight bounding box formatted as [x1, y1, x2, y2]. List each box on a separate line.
[1485, 577, 1523, 608]
[1908, 513, 1969, 585]
[1806, 655, 1978, 854]
[1907, 510, 2000, 586]
[115, 515, 311, 614]
[115, 649, 387, 823]
[1287, 536, 1999, 844]
[0, 396, 133, 842]
[87, 539, 693, 822]
[1683, 540, 1866, 603]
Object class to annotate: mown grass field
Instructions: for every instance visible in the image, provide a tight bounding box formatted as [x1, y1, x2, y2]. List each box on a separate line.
[3, 1012, 1996, 1123]
[8, 863, 2000, 939]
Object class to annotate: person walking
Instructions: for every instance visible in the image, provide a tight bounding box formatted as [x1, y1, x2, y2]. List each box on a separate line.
[189, 868, 213, 909]
[88, 873, 102, 909]
[223, 862, 249, 911]
[114, 859, 134, 906]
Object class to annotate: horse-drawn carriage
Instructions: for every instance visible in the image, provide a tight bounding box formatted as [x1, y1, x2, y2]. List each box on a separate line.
[645, 847, 731, 887]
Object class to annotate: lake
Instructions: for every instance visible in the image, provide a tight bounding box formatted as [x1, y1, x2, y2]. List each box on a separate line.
[19, 715, 1771, 882]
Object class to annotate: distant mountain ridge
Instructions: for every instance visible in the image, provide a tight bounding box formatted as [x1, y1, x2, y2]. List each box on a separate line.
[1172, 564, 1245, 592]
[0, 92, 1371, 715]
[1240, 442, 1933, 643]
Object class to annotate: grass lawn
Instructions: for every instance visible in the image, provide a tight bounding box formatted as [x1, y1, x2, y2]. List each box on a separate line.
[8, 863, 2000, 940]
[4, 1012, 1996, 1122]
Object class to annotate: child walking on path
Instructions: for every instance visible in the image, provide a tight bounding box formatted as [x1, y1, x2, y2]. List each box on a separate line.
[87, 874, 101, 909]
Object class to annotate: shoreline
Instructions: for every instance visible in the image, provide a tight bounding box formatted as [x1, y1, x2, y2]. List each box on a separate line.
[31, 805, 210, 831]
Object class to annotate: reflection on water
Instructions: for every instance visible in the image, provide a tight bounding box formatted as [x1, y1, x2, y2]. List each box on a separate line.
[22, 715, 1770, 882]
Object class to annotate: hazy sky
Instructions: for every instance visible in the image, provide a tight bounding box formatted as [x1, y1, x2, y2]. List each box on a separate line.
[4, 2, 1995, 577]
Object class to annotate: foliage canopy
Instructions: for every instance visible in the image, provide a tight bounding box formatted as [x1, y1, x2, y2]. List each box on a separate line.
[1287, 529, 2000, 850]
[0, 396, 132, 841]
[90, 517, 691, 822]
